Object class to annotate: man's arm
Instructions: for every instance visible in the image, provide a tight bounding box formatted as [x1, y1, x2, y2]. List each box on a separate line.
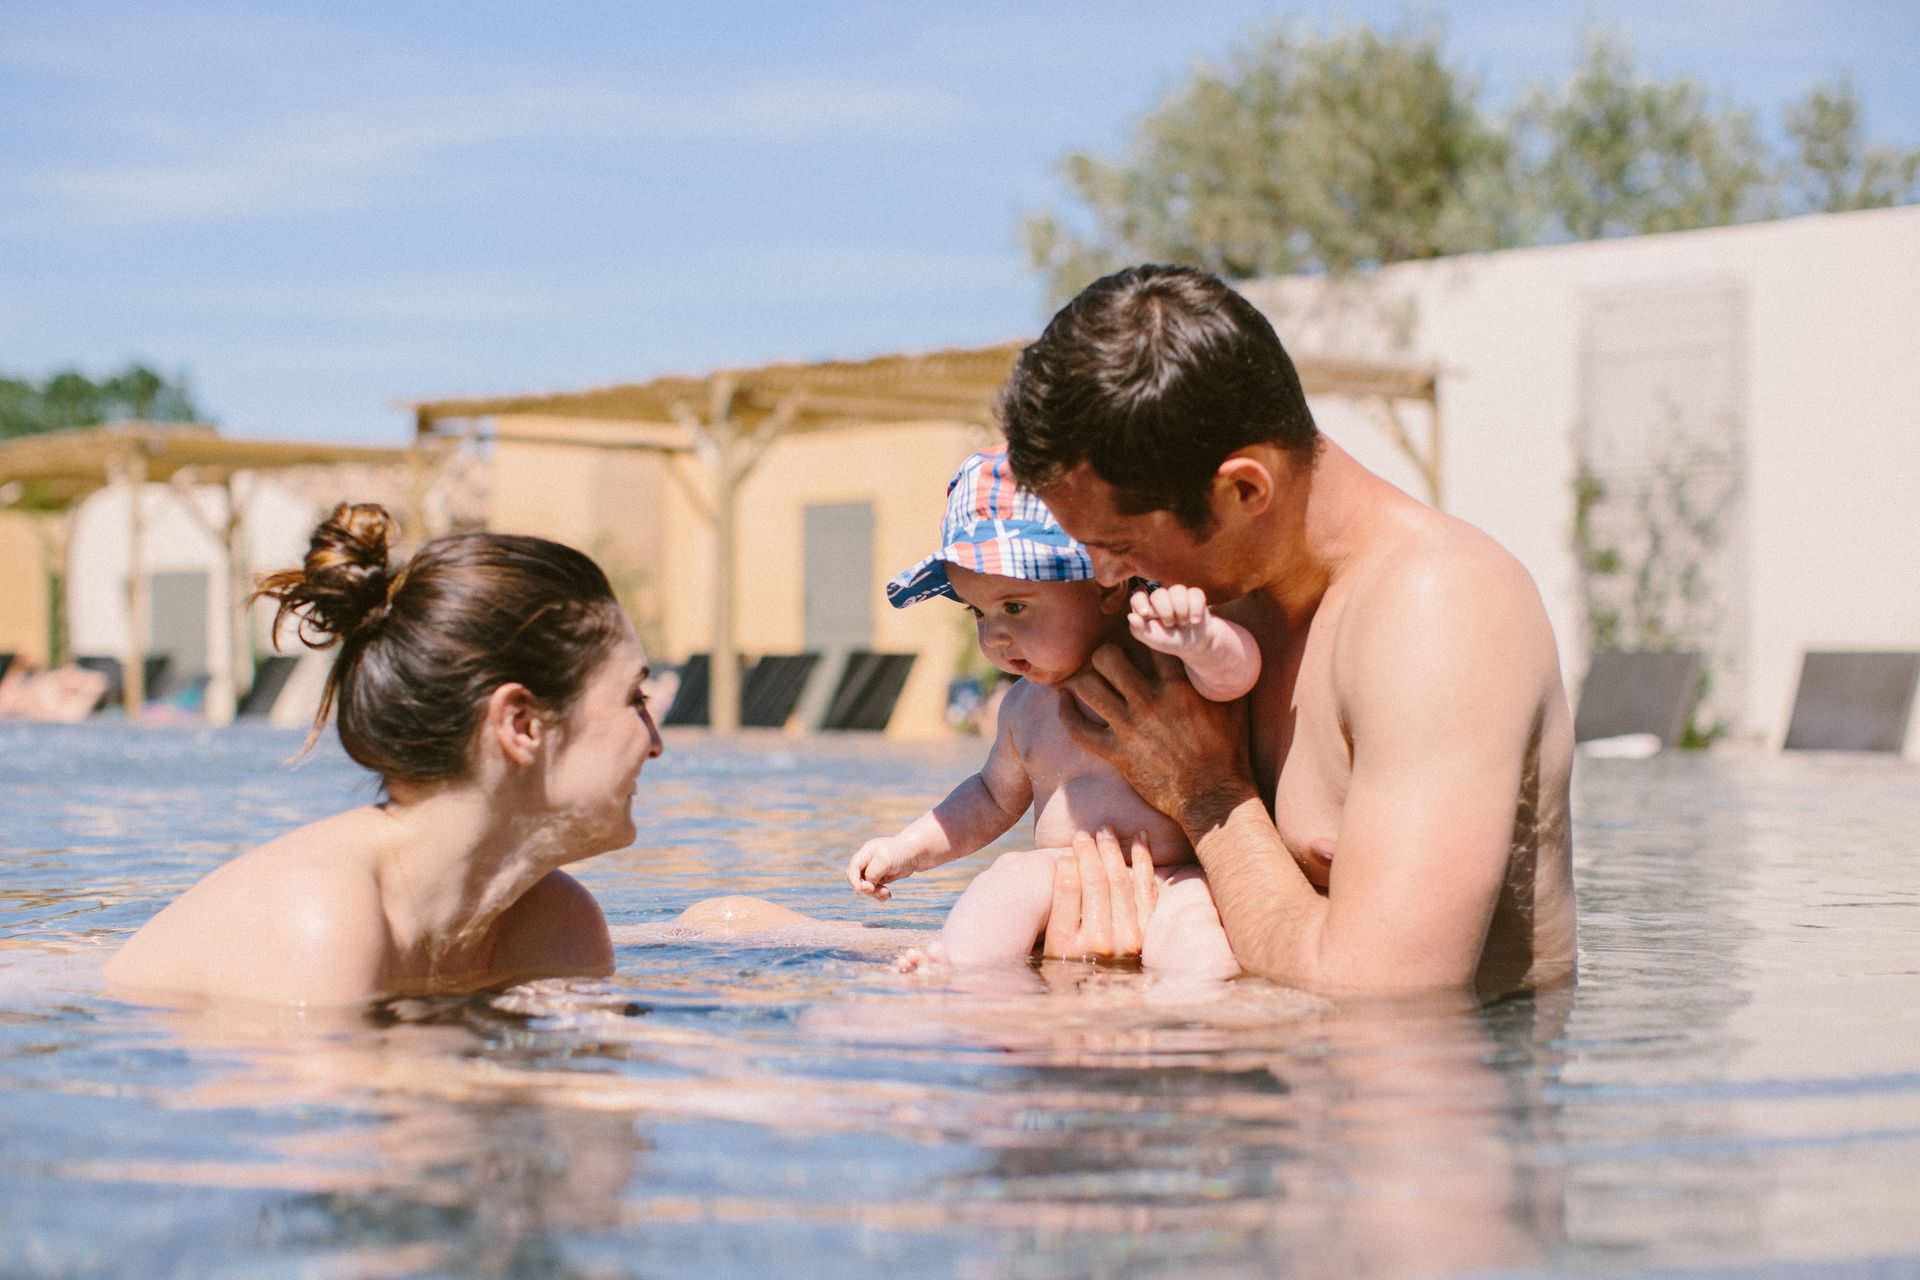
[1064, 555, 1552, 995]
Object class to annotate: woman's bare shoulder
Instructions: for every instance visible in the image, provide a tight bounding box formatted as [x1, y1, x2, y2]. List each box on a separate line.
[106, 809, 393, 1005]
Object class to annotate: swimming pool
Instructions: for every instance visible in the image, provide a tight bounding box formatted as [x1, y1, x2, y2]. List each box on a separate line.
[4, 721, 1918, 1277]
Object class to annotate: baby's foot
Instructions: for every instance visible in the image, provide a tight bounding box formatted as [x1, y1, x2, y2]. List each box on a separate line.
[894, 941, 951, 973]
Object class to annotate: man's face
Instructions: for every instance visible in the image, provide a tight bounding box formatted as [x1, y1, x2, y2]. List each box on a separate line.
[1036, 463, 1232, 598]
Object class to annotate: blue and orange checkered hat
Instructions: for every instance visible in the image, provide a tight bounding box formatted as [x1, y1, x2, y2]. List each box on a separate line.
[886, 446, 1097, 609]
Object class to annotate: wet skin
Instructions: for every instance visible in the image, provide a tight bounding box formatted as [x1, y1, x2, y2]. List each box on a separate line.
[1036, 441, 1577, 998]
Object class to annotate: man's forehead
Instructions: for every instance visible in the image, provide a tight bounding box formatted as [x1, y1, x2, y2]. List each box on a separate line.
[1036, 463, 1148, 539]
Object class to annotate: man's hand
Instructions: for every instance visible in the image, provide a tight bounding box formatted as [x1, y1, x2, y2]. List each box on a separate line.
[1040, 828, 1158, 961]
[1061, 645, 1256, 828]
[846, 836, 925, 900]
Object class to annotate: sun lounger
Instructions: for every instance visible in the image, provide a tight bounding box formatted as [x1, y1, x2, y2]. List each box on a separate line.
[73, 655, 173, 712]
[818, 651, 916, 732]
[237, 655, 300, 718]
[659, 654, 712, 727]
[0, 664, 110, 722]
[1782, 651, 1920, 753]
[740, 653, 820, 729]
[1573, 650, 1703, 749]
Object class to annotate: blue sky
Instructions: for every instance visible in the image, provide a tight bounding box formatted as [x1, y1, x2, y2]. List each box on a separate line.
[5, 1, 1918, 444]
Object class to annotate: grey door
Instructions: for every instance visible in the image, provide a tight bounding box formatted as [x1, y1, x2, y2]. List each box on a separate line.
[803, 502, 874, 655]
[147, 570, 210, 695]
[797, 503, 875, 729]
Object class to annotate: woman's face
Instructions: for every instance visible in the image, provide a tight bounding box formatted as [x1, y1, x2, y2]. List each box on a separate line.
[545, 614, 663, 855]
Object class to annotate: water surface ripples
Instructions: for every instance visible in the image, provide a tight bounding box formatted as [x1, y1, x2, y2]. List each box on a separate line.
[3, 722, 1918, 1277]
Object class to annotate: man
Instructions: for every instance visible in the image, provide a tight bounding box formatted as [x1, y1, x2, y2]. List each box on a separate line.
[1006, 265, 1576, 999]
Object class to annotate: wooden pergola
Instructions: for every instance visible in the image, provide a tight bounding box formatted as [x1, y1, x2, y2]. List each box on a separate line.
[0, 424, 422, 722]
[412, 340, 1440, 731]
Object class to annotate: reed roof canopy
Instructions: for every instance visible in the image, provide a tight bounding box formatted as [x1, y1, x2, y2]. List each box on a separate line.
[408, 340, 1438, 446]
[407, 340, 1441, 734]
[0, 423, 422, 722]
[0, 423, 415, 507]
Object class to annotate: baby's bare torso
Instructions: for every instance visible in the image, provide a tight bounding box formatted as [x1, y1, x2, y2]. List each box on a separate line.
[1002, 680, 1193, 864]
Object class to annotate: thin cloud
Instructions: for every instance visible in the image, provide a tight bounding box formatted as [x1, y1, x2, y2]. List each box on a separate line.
[21, 71, 960, 228]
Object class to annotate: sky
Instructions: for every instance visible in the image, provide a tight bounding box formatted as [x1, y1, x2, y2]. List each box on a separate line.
[5, 1, 1918, 444]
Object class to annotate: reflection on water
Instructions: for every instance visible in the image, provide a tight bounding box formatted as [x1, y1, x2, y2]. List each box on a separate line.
[3, 722, 1919, 1277]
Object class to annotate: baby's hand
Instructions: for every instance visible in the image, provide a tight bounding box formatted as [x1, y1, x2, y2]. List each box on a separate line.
[1128, 584, 1213, 659]
[847, 836, 921, 900]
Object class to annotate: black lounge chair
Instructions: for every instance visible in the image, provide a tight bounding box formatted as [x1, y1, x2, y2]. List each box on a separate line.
[74, 654, 173, 712]
[1573, 650, 1703, 748]
[819, 651, 917, 732]
[740, 652, 820, 729]
[237, 655, 300, 718]
[659, 654, 712, 727]
[1782, 651, 1920, 753]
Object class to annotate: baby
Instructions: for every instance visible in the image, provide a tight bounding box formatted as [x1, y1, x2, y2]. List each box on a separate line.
[845, 446, 1258, 975]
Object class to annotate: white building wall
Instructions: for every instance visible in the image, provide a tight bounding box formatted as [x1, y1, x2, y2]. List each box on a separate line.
[1247, 206, 1920, 756]
[68, 479, 321, 699]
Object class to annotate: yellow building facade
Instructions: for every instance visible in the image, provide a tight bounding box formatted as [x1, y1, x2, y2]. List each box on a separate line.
[488, 415, 996, 738]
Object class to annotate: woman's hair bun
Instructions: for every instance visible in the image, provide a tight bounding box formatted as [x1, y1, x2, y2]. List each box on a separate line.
[257, 503, 402, 648]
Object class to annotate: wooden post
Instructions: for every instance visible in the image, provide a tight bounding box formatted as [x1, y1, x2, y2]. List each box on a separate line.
[226, 477, 252, 712]
[122, 450, 148, 716]
[407, 444, 430, 545]
[1427, 391, 1445, 513]
[707, 377, 741, 733]
[54, 508, 73, 666]
[196, 475, 253, 725]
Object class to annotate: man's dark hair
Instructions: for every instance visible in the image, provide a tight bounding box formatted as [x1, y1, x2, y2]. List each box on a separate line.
[1001, 264, 1318, 530]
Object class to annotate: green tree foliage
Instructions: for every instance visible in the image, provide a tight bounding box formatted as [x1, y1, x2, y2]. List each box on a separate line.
[1515, 33, 1770, 241]
[0, 363, 205, 440]
[1783, 74, 1920, 213]
[1023, 22, 1518, 305]
[1024, 24, 1917, 301]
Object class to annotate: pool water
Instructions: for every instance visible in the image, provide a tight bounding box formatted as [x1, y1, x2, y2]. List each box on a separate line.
[4, 721, 1919, 1278]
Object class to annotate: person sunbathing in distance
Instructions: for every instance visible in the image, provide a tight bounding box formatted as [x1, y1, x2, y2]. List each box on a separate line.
[105, 503, 662, 1007]
[845, 447, 1258, 977]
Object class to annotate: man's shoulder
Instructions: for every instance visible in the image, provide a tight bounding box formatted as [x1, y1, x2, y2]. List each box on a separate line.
[1351, 509, 1544, 628]
[1333, 509, 1560, 702]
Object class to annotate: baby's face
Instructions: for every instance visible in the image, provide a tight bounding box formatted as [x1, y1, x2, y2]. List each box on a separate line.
[945, 563, 1114, 685]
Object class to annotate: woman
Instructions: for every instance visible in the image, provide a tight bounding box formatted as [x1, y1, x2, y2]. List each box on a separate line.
[106, 503, 662, 1006]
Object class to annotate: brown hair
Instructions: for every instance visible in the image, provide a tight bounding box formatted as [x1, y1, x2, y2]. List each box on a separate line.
[256, 503, 625, 785]
[1002, 264, 1319, 531]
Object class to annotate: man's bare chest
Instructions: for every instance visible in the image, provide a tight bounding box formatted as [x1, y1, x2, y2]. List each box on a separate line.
[1248, 615, 1347, 886]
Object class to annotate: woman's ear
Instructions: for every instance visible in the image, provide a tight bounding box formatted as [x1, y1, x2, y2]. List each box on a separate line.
[1215, 450, 1275, 521]
[483, 682, 544, 767]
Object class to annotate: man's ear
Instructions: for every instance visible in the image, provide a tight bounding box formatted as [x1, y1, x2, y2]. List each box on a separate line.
[1214, 450, 1275, 521]
[1097, 579, 1133, 616]
[483, 682, 544, 767]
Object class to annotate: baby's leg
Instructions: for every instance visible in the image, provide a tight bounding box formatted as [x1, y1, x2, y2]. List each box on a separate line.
[675, 895, 818, 931]
[1141, 866, 1240, 981]
[936, 848, 1067, 966]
